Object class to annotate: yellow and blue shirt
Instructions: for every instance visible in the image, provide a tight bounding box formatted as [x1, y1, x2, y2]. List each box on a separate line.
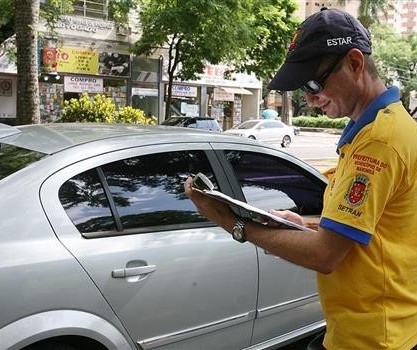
[318, 87, 417, 349]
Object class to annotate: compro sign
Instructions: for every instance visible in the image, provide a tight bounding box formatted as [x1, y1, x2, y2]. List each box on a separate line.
[64, 76, 104, 93]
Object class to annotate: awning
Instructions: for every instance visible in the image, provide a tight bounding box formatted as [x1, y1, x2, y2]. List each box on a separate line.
[220, 87, 253, 95]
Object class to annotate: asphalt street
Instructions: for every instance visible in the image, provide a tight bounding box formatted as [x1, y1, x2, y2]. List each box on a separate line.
[265, 130, 341, 171]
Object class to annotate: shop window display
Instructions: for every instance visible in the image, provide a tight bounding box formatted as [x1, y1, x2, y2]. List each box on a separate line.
[39, 82, 64, 123]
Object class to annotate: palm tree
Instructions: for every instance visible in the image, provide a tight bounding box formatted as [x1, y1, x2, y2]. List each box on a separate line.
[15, 0, 41, 124]
[349, 0, 394, 28]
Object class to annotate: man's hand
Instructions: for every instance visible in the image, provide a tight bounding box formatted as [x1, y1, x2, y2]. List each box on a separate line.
[184, 177, 237, 231]
[268, 209, 306, 226]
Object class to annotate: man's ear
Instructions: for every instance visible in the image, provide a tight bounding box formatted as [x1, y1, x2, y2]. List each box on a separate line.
[345, 48, 364, 79]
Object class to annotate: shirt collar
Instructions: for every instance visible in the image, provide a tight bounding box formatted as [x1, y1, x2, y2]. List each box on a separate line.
[336, 86, 400, 153]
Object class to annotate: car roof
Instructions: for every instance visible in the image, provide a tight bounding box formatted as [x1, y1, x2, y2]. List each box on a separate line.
[0, 123, 238, 155]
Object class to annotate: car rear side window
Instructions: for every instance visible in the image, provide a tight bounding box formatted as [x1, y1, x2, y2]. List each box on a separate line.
[59, 150, 216, 237]
[0, 143, 46, 180]
[224, 150, 325, 215]
[59, 168, 117, 233]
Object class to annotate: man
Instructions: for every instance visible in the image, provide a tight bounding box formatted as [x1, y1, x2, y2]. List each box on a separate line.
[185, 8, 417, 350]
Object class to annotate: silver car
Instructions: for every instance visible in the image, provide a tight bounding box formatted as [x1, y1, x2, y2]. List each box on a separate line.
[0, 123, 326, 350]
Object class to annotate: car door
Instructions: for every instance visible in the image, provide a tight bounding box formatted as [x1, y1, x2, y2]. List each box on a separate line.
[210, 142, 327, 344]
[257, 121, 279, 142]
[41, 143, 258, 350]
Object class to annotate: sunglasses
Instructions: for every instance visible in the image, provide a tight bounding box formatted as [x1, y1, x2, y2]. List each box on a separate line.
[301, 55, 344, 95]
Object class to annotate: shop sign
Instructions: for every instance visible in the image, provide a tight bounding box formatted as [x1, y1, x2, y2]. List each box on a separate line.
[42, 48, 58, 72]
[132, 87, 158, 97]
[64, 76, 103, 93]
[181, 102, 199, 117]
[56, 15, 114, 33]
[171, 85, 198, 98]
[57, 47, 98, 74]
[213, 87, 234, 102]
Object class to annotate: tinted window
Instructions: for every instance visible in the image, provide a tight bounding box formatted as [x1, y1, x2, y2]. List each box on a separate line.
[101, 151, 214, 230]
[59, 168, 116, 233]
[224, 150, 325, 215]
[0, 143, 46, 180]
[59, 150, 217, 236]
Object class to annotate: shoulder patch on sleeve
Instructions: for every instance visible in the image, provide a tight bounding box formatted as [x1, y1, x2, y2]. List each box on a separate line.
[344, 174, 370, 206]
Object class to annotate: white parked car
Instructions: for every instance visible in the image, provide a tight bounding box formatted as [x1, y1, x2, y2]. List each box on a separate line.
[225, 119, 295, 147]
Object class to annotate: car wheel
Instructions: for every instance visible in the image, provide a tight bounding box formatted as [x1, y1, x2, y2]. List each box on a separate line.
[281, 135, 291, 148]
[248, 135, 256, 140]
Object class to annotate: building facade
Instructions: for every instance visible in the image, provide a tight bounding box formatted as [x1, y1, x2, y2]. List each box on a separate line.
[0, 1, 261, 128]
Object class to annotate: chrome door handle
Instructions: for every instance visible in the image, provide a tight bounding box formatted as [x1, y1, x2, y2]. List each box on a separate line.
[112, 265, 157, 278]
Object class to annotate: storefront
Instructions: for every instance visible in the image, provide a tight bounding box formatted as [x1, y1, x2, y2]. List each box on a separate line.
[39, 39, 130, 122]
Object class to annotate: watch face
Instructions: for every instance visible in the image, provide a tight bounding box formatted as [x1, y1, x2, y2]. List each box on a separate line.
[232, 221, 245, 242]
[233, 228, 243, 240]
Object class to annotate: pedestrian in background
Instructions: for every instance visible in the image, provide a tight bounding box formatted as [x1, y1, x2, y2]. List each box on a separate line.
[185, 8, 417, 350]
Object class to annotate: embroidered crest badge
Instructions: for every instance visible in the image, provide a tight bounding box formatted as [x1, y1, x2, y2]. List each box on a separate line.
[345, 174, 369, 206]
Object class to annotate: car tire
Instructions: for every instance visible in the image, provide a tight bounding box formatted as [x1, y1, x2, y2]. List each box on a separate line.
[248, 135, 256, 140]
[281, 135, 291, 148]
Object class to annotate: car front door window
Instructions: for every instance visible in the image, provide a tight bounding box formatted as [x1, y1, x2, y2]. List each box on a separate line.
[224, 150, 325, 215]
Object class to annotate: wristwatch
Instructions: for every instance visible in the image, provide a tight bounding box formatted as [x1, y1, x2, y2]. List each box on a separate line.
[231, 218, 246, 243]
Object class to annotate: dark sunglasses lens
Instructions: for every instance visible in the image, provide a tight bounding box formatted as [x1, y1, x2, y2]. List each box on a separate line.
[302, 80, 322, 94]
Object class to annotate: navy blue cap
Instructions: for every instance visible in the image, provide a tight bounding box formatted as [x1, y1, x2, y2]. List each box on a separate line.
[268, 8, 372, 91]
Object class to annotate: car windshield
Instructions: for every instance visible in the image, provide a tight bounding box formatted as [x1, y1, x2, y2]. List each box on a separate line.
[235, 121, 259, 130]
[0, 143, 46, 180]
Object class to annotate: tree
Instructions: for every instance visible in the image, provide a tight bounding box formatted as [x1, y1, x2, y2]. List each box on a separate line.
[0, 0, 14, 46]
[371, 23, 417, 104]
[237, 0, 298, 82]
[356, 0, 393, 28]
[236, 0, 299, 123]
[1, 0, 75, 124]
[15, 0, 41, 125]
[133, 0, 259, 118]
[40, 0, 74, 38]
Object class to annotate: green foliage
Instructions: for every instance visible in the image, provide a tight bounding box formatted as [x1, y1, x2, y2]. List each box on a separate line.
[109, 0, 139, 23]
[133, 0, 298, 118]
[293, 115, 349, 129]
[116, 106, 157, 125]
[371, 23, 417, 95]
[40, 0, 74, 37]
[134, 0, 255, 81]
[237, 0, 299, 81]
[0, 0, 14, 45]
[61, 93, 156, 125]
[356, 0, 394, 28]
